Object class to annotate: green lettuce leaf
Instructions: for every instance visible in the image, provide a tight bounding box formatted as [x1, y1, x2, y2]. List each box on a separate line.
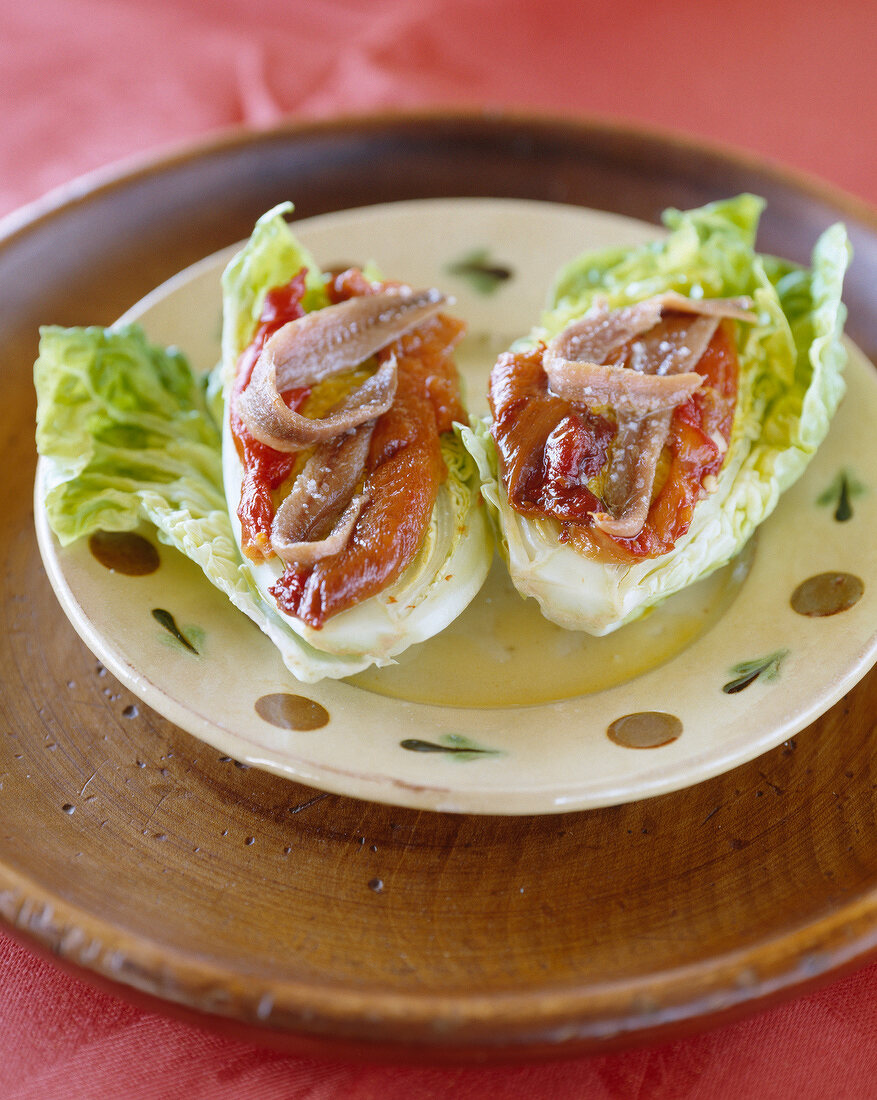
[36, 323, 227, 547]
[462, 195, 851, 634]
[548, 194, 765, 323]
[219, 201, 328, 385]
[35, 325, 492, 685]
[34, 324, 281, 656]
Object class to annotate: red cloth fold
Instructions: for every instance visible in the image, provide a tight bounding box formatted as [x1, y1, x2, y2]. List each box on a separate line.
[2, 0, 874, 218]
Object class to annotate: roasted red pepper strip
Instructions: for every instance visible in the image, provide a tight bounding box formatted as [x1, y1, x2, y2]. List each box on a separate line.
[489, 321, 738, 560]
[231, 271, 311, 560]
[489, 344, 615, 525]
[268, 269, 466, 627]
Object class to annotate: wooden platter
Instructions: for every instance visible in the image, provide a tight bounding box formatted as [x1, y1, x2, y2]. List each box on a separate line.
[3, 111, 877, 1062]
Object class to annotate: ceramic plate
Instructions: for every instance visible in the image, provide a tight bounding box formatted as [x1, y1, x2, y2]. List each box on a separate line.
[34, 198, 877, 815]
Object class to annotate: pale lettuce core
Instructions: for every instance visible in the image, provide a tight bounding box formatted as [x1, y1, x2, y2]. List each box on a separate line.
[33, 203, 490, 683]
[461, 196, 851, 634]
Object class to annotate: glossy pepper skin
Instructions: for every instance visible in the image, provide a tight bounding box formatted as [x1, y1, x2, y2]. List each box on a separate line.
[488, 321, 739, 562]
[230, 271, 310, 560]
[243, 268, 465, 627]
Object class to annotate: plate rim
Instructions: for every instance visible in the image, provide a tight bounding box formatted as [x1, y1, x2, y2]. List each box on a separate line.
[6, 109, 877, 1058]
[3, 849, 877, 1056]
[4, 106, 877, 248]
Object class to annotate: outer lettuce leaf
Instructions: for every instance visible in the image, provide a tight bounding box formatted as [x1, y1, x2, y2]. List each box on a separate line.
[36, 324, 227, 547]
[34, 323, 273, 641]
[547, 195, 765, 327]
[463, 196, 850, 634]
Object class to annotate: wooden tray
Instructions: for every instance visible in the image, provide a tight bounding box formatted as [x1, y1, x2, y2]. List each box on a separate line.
[3, 111, 877, 1063]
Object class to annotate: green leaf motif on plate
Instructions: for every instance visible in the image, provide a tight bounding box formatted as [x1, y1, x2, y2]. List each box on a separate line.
[400, 733, 503, 761]
[722, 648, 790, 694]
[152, 608, 202, 655]
[817, 469, 865, 522]
[445, 248, 513, 295]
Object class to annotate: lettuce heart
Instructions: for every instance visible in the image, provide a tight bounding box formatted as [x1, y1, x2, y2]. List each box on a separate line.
[461, 196, 850, 635]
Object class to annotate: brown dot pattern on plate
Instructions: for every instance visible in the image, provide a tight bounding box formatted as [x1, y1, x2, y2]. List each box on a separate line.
[607, 712, 683, 749]
[255, 693, 330, 731]
[88, 530, 160, 575]
[790, 572, 864, 617]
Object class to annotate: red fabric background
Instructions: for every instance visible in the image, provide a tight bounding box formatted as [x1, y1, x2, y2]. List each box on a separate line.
[3, 1, 876, 1095]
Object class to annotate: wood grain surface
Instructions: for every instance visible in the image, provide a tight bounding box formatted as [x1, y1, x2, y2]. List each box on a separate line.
[3, 111, 877, 1062]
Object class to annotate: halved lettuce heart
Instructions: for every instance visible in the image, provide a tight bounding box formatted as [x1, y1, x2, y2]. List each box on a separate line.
[219, 203, 492, 677]
[461, 196, 851, 635]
